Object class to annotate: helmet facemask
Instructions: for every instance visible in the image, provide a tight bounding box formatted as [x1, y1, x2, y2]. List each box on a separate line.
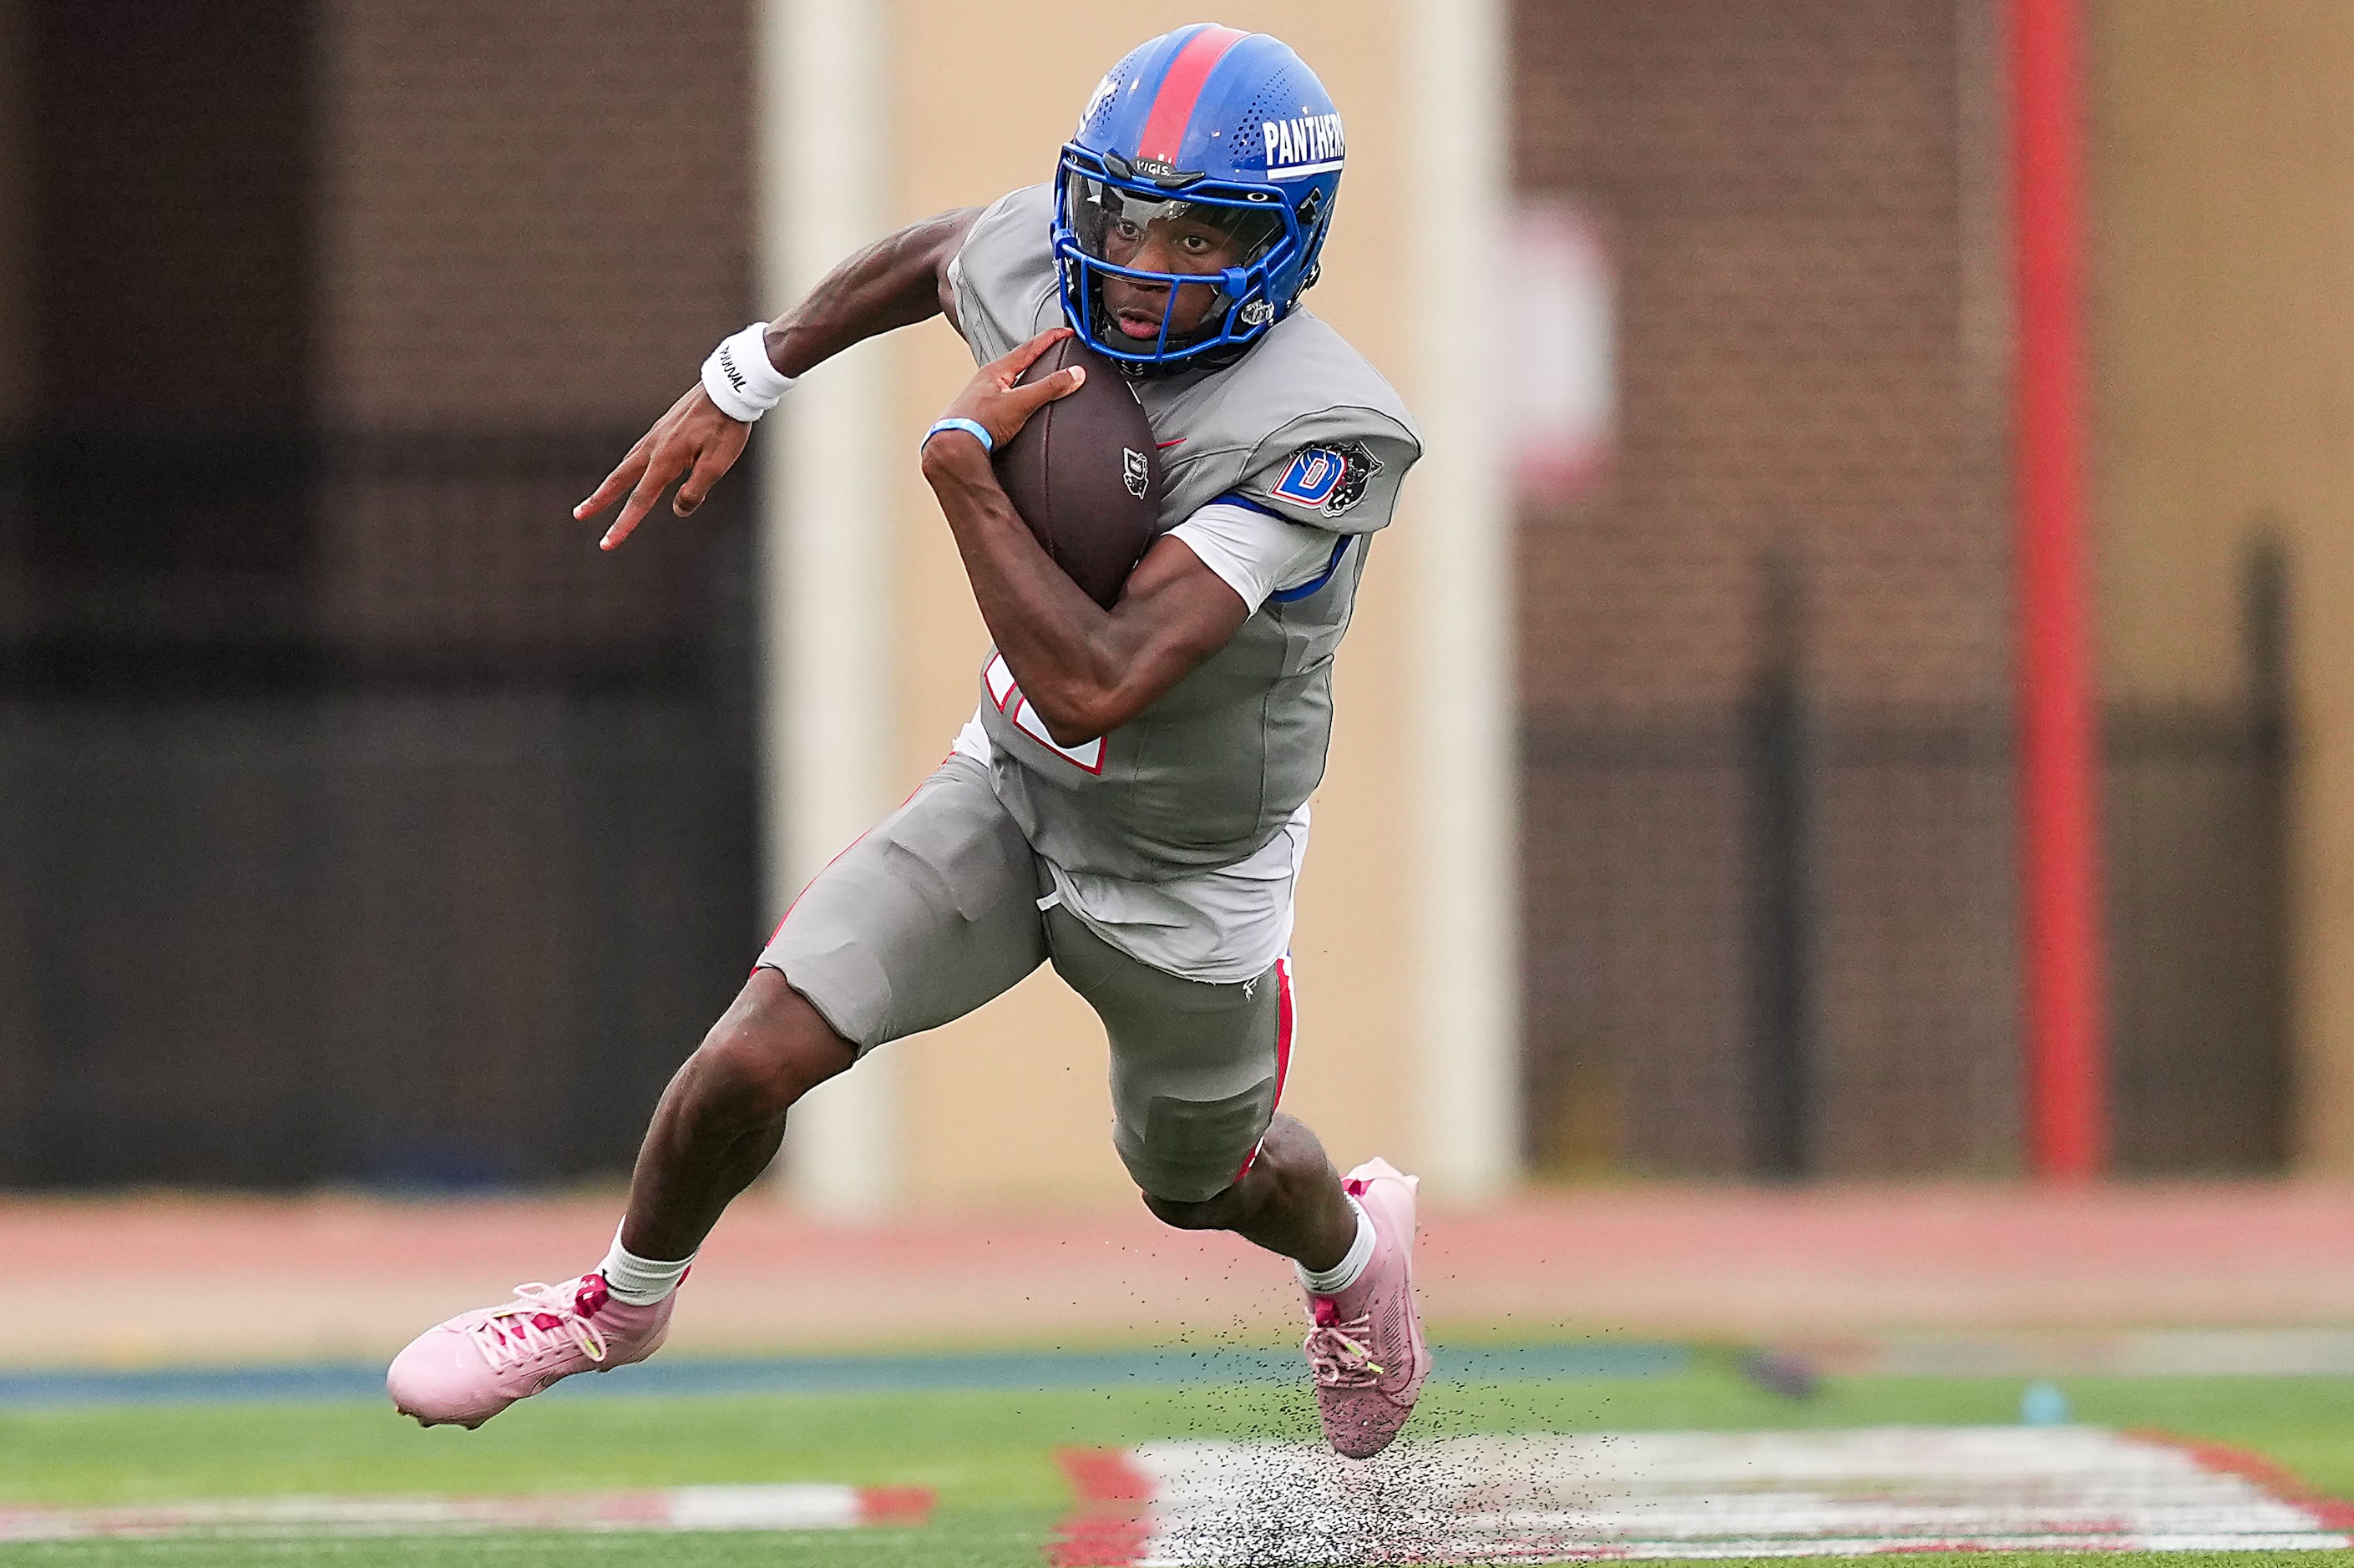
[1056, 159, 1296, 373]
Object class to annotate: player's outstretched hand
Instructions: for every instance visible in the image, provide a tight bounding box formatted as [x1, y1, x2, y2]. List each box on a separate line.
[930, 327, 1087, 456]
[575, 384, 752, 551]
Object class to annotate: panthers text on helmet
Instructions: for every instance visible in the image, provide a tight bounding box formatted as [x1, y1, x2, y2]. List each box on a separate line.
[1262, 114, 1344, 177]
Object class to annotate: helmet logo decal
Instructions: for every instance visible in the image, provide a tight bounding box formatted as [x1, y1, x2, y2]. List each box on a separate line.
[1261, 114, 1345, 179]
[1239, 300, 1275, 326]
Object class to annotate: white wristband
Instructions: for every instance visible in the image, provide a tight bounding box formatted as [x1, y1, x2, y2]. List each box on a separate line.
[700, 322, 795, 422]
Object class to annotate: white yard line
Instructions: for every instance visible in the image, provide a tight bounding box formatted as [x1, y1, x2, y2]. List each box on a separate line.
[0, 1483, 931, 1540]
[1055, 1428, 2351, 1566]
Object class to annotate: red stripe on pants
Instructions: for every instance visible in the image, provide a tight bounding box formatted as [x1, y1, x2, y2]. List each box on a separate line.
[1233, 955, 1295, 1182]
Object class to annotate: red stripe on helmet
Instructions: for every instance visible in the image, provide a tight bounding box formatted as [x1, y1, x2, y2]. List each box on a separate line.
[1137, 25, 1249, 167]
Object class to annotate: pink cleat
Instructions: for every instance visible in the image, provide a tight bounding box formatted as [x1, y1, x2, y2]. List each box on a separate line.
[387, 1272, 673, 1429]
[1303, 1157, 1431, 1459]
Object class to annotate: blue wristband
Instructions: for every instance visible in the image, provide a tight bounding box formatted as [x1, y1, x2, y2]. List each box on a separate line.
[923, 417, 994, 455]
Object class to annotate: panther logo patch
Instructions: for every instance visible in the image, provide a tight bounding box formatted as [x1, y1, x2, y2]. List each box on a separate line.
[1269, 441, 1384, 518]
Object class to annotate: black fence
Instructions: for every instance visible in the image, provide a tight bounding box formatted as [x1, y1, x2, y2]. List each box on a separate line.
[0, 432, 760, 1188]
[1521, 544, 2292, 1179]
[0, 429, 2295, 1188]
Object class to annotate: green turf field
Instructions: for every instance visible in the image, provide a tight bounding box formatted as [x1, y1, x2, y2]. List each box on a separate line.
[5, 1354, 2354, 1566]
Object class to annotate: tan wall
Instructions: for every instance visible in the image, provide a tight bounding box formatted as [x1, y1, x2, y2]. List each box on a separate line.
[879, 3, 1419, 1208]
[2093, 2, 2354, 1167]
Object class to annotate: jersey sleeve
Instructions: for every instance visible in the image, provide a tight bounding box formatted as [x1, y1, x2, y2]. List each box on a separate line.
[945, 185, 1058, 366]
[1229, 409, 1421, 534]
[1169, 501, 1347, 614]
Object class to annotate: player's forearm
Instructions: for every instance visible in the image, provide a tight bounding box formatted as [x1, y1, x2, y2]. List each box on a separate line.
[920, 442, 1141, 743]
[759, 208, 980, 377]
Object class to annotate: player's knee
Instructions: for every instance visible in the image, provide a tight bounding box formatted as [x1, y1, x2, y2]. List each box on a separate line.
[1249, 1112, 1328, 1182]
[1140, 1186, 1239, 1231]
[689, 1027, 801, 1125]
[690, 975, 853, 1125]
[1121, 1078, 1279, 1222]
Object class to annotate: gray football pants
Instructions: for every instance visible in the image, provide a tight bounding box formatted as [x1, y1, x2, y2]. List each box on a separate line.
[757, 754, 1293, 1202]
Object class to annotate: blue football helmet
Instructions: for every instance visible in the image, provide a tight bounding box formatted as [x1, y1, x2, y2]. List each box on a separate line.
[1055, 25, 1345, 373]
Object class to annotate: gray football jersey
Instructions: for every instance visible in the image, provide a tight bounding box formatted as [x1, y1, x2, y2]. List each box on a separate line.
[948, 184, 1422, 881]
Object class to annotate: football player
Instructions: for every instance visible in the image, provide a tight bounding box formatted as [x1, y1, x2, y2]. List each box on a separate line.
[389, 25, 1427, 1459]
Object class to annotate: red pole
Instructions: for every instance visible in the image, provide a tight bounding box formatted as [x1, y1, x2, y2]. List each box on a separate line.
[2012, 0, 2107, 1179]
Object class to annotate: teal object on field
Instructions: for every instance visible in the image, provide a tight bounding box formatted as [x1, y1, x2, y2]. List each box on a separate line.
[2021, 1378, 2072, 1424]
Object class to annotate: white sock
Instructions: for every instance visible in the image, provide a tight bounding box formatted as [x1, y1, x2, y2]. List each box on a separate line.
[1296, 1196, 1377, 1297]
[599, 1227, 696, 1306]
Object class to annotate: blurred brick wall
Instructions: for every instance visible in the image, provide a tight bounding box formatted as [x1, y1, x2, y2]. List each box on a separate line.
[1511, 1, 2021, 1176]
[315, 0, 752, 432]
[1512, 1, 2292, 1179]
[0, 0, 762, 1188]
[295, 0, 759, 1187]
[0, 0, 26, 434]
[0, 0, 27, 666]
[310, 0, 756, 671]
[35, 2, 314, 438]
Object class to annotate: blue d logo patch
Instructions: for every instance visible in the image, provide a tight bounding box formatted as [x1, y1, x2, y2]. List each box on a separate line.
[1271, 448, 1347, 508]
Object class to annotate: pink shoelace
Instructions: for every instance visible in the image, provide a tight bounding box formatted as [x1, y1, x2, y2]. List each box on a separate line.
[466, 1278, 610, 1372]
[1304, 1296, 1385, 1387]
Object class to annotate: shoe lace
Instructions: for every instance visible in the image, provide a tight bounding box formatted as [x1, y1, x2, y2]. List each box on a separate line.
[467, 1277, 610, 1372]
[1304, 1296, 1385, 1387]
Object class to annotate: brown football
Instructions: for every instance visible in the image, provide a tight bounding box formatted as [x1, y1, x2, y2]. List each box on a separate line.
[993, 335, 1162, 609]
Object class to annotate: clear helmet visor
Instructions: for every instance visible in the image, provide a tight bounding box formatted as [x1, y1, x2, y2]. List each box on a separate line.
[1062, 170, 1285, 347]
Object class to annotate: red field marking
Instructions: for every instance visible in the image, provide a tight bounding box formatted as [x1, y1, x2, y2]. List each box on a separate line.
[856, 1486, 937, 1525]
[2134, 1431, 2354, 1533]
[1053, 1448, 1154, 1568]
